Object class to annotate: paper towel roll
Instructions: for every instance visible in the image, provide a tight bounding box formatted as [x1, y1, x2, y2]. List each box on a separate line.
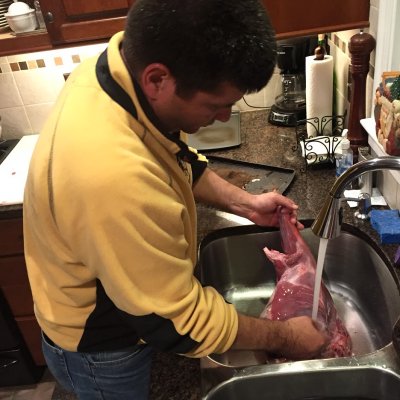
[305, 55, 333, 137]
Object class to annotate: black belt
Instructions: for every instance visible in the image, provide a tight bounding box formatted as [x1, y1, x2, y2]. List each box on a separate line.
[42, 331, 57, 347]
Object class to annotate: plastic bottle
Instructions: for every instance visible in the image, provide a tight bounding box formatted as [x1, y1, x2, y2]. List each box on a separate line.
[335, 129, 353, 177]
[34, 0, 46, 29]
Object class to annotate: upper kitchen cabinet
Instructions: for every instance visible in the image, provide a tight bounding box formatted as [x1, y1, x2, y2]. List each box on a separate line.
[0, 0, 370, 56]
[41, 0, 371, 44]
[262, 0, 370, 39]
[38, 0, 135, 44]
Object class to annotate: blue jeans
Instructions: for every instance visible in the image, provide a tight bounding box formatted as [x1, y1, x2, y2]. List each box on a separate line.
[42, 333, 154, 400]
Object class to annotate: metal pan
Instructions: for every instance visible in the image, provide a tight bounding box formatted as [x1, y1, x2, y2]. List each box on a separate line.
[206, 155, 295, 194]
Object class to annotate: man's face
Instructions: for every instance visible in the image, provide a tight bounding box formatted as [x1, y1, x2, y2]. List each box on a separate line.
[152, 80, 244, 134]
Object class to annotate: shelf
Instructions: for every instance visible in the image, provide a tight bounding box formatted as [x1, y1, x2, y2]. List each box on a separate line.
[361, 117, 400, 185]
[0, 30, 52, 56]
[361, 118, 383, 155]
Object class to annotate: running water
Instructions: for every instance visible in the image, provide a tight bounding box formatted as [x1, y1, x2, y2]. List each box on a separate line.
[312, 238, 329, 320]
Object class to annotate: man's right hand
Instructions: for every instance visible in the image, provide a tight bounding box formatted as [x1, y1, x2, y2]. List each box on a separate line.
[231, 313, 327, 360]
[279, 316, 328, 359]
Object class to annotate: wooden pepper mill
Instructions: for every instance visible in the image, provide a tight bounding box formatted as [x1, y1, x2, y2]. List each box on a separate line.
[347, 30, 376, 160]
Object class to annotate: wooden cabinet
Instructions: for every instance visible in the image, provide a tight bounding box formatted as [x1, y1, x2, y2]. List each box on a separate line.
[39, 0, 135, 45]
[262, 0, 370, 39]
[0, 0, 135, 56]
[39, 0, 371, 44]
[0, 0, 370, 56]
[0, 215, 45, 366]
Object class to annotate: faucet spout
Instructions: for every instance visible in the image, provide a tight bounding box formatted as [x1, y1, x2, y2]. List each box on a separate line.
[311, 156, 400, 239]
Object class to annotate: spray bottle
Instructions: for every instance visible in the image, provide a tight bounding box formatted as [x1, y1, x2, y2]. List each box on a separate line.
[335, 129, 353, 177]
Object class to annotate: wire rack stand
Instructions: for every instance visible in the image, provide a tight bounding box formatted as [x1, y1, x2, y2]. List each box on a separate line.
[294, 113, 347, 172]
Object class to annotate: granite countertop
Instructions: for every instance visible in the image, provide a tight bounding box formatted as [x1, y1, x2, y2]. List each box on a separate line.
[2, 110, 399, 399]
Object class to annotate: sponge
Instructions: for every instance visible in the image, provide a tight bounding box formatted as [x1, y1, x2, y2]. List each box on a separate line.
[370, 210, 400, 244]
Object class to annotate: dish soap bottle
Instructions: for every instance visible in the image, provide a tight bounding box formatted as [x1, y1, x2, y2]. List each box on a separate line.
[335, 129, 353, 177]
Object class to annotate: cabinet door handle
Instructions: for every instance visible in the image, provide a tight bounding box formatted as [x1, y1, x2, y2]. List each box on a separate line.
[0, 357, 18, 369]
[45, 11, 54, 23]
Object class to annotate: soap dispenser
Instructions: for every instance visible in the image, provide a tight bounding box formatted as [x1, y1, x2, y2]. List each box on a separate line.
[335, 129, 353, 177]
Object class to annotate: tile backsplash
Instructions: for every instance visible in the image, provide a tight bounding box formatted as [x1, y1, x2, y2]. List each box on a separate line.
[0, 42, 108, 139]
[0, 29, 375, 141]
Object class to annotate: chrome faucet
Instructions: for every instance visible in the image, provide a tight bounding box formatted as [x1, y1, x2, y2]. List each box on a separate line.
[311, 156, 400, 239]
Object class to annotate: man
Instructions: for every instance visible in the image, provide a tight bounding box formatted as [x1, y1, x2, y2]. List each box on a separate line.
[23, 0, 326, 399]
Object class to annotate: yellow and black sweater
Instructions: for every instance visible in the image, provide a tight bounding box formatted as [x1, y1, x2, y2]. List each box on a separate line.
[23, 32, 238, 357]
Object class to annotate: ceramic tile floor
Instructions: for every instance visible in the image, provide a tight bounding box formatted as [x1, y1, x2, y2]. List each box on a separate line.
[0, 369, 76, 400]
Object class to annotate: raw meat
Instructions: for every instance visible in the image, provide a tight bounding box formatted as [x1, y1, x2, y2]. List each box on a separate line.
[260, 212, 352, 359]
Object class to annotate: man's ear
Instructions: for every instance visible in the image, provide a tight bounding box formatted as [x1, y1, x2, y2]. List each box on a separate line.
[140, 63, 176, 101]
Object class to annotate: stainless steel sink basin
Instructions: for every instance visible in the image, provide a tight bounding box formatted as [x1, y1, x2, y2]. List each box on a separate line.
[197, 221, 400, 399]
[203, 356, 400, 400]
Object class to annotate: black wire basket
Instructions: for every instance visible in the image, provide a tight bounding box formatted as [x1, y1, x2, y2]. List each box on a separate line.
[294, 113, 347, 172]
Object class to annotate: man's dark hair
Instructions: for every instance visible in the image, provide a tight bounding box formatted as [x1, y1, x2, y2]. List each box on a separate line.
[122, 0, 277, 97]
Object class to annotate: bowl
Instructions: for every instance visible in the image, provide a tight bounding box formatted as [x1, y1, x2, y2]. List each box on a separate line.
[5, 9, 38, 33]
[7, 1, 31, 16]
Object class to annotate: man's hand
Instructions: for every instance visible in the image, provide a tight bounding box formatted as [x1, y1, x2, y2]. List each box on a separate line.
[244, 192, 304, 229]
[231, 314, 327, 360]
[279, 316, 328, 359]
[193, 168, 302, 229]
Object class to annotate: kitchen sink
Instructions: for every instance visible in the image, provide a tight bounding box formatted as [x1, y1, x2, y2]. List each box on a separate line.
[197, 221, 400, 399]
[202, 361, 400, 400]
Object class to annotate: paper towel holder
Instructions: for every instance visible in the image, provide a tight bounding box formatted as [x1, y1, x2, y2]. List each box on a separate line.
[294, 112, 347, 172]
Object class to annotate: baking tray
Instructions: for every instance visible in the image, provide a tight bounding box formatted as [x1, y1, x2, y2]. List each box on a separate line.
[187, 111, 241, 151]
[207, 155, 295, 194]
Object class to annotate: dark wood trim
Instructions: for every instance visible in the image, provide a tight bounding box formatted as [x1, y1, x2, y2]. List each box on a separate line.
[56, 16, 126, 44]
[275, 21, 370, 41]
[0, 32, 52, 57]
[262, 0, 370, 37]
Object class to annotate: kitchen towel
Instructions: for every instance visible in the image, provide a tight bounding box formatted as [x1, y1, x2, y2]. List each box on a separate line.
[305, 54, 334, 137]
[0, 134, 38, 206]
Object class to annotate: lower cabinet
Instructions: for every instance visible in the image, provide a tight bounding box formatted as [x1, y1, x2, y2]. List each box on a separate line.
[0, 213, 45, 387]
[0, 348, 44, 387]
[0, 286, 44, 386]
[16, 316, 45, 366]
